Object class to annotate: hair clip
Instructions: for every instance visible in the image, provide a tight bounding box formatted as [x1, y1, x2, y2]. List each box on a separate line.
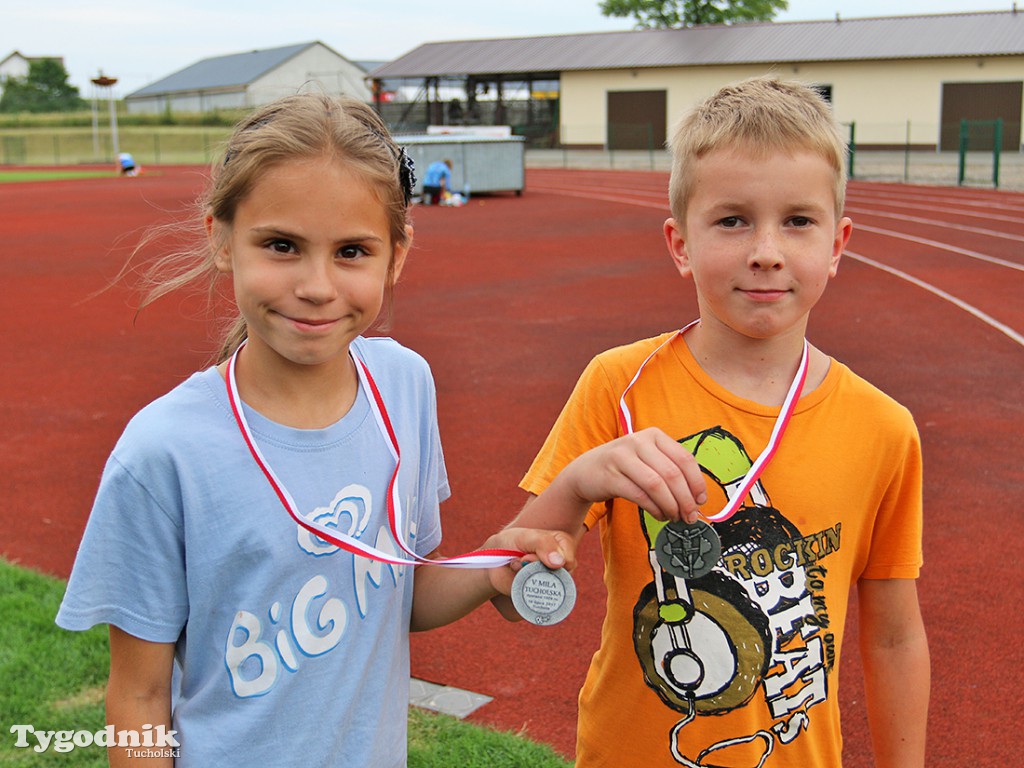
[398, 147, 416, 207]
[223, 116, 274, 167]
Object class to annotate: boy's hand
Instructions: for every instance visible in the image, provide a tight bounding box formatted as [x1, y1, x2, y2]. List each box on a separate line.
[557, 427, 707, 523]
[483, 527, 577, 596]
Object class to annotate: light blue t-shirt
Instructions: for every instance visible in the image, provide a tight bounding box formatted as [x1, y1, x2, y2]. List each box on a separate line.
[422, 160, 452, 188]
[57, 337, 448, 767]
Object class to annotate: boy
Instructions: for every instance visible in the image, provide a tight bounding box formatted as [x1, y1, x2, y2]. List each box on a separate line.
[510, 77, 929, 766]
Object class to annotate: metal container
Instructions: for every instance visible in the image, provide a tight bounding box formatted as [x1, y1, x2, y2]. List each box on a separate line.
[396, 134, 526, 197]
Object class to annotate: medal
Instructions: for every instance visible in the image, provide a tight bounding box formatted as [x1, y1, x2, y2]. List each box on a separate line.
[618, 321, 809, 579]
[654, 520, 721, 579]
[510, 561, 576, 626]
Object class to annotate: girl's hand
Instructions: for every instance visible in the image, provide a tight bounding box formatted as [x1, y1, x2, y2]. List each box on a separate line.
[483, 527, 577, 596]
[556, 427, 707, 523]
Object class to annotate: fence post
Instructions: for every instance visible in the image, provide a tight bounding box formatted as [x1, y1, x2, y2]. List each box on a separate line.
[647, 123, 654, 170]
[904, 120, 911, 182]
[957, 119, 967, 186]
[846, 122, 856, 180]
[993, 118, 1002, 188]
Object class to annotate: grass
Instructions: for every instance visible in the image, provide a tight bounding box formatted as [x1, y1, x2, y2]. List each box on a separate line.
[0, 170, 116, 183]
[0, 559, 572, 766]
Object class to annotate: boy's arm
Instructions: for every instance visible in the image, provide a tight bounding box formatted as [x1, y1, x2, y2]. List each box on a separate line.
[412, 428, 709, 629]
[858, 577, 930, 768]
[516, 427, 709, 532]
[491, 428, 709, 621]
[106, 626, 176, 767]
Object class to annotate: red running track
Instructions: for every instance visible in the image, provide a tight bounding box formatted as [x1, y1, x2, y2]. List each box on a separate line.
[2, 166, 1021, 766]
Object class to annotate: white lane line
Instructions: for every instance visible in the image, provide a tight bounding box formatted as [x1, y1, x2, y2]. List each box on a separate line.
[852, 224, 1024, 272]
[845, 250, 1024, 348]
[845, 206, 1024, 245]
[528, 183, 668, 210]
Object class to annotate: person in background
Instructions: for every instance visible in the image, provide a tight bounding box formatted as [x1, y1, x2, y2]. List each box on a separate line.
[421, 158, 452, 205]
[118, 152, 138, 177]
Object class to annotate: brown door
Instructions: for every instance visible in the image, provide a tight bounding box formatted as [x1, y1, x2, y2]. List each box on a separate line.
[607, 90, 667, 150]
[940, 81, 1022, 151]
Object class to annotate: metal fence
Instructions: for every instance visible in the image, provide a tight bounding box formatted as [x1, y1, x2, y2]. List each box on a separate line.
[542, 119, 1024, 190]
[524, 147, 1024, 190]
[0, 127, 233, 166]
[4, 123, 1023, 190]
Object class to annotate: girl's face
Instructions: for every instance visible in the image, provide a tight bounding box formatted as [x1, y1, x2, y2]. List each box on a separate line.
[211, 155, 410, 373]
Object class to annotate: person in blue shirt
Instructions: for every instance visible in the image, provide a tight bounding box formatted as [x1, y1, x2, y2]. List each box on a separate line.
[422, 158, 452, 204]
[118, 152, 138, 176]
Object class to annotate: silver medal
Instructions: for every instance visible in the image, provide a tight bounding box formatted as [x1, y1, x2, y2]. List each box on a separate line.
[510, 560, 576, 626]
[654, 519, 721, 579]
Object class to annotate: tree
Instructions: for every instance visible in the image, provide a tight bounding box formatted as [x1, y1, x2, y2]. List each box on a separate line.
[599, 0, 788, 28]
[0, 58, 87, 113]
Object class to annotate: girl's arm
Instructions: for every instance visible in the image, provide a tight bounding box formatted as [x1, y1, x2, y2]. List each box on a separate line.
[106, 626, 176, 767]
[858, 577, 930, 768]
[410, 527, 574, 632]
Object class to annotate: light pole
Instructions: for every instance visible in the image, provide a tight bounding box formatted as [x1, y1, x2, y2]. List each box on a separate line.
[91, 73, 119, 170]
[90, 81, 99, 160]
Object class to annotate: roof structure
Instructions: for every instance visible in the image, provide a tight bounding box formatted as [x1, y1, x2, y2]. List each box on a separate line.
[128, 42, 321, 97]
[1, 51, 64, 68]
[368, 10, 1024, 79]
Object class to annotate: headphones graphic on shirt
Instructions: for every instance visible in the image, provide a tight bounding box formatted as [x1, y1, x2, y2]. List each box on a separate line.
[632, 427, 805, 716]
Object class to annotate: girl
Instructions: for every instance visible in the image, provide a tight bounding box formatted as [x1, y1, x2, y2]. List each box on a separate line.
[56, 93, 707, 767]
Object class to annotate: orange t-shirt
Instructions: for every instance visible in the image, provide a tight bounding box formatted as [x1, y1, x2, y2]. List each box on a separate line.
[521, 332, 923, 767]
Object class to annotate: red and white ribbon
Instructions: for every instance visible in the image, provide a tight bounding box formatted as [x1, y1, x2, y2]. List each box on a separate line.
[617, 322, 808, 524]
[226, 343, 523, 568]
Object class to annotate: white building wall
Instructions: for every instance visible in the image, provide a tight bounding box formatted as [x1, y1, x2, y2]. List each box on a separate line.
[126, 89, 248, 114]
[125, 43, 372, 115]
[561, 56, 1024, 148]
[0, 53, 31, 82]
[248, 44, 371, 104]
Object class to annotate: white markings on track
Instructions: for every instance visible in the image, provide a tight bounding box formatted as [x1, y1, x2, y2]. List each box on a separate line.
[530, 175, 1024, 347]
[845, 250, 1024, 348]
[851, 223, 1024, 271]
[845, 205, 1024, 245]
[527, 182, 667, 210]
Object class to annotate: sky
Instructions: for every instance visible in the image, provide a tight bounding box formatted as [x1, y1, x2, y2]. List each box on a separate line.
[6, 0, 1012, 96]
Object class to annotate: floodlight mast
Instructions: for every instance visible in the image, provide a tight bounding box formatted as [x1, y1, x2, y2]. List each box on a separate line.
[91, 73, 120, 170]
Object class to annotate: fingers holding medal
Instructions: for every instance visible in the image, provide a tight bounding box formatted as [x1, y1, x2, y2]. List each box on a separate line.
[655, 519, 722, 579]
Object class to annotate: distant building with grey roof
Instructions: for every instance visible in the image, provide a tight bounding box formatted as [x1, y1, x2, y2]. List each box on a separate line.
[369, 10, 1024, 152]
[125, 41, 371, 115]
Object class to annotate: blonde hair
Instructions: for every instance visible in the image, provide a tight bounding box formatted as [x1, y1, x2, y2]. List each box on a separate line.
[135, 93, 412, 362]
[668, 76, 848, 221]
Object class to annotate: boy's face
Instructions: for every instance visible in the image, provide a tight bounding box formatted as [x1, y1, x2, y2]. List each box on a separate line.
[665, 144, 852, 343]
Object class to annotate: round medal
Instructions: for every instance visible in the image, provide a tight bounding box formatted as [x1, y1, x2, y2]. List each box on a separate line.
[510, 561, 577, 626]
[654, 519, 721, 579]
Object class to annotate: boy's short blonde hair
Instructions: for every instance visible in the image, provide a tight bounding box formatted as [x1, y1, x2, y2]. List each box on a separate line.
[668, 76, 848, 220]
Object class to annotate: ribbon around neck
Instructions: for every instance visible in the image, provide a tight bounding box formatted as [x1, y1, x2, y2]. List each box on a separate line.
[616, 321, 808, 524]
[225, 342, 523, 568]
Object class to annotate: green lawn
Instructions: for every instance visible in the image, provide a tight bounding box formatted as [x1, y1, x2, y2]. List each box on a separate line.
[0, 170, 116, 183]
[0, 559, 572, 766]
